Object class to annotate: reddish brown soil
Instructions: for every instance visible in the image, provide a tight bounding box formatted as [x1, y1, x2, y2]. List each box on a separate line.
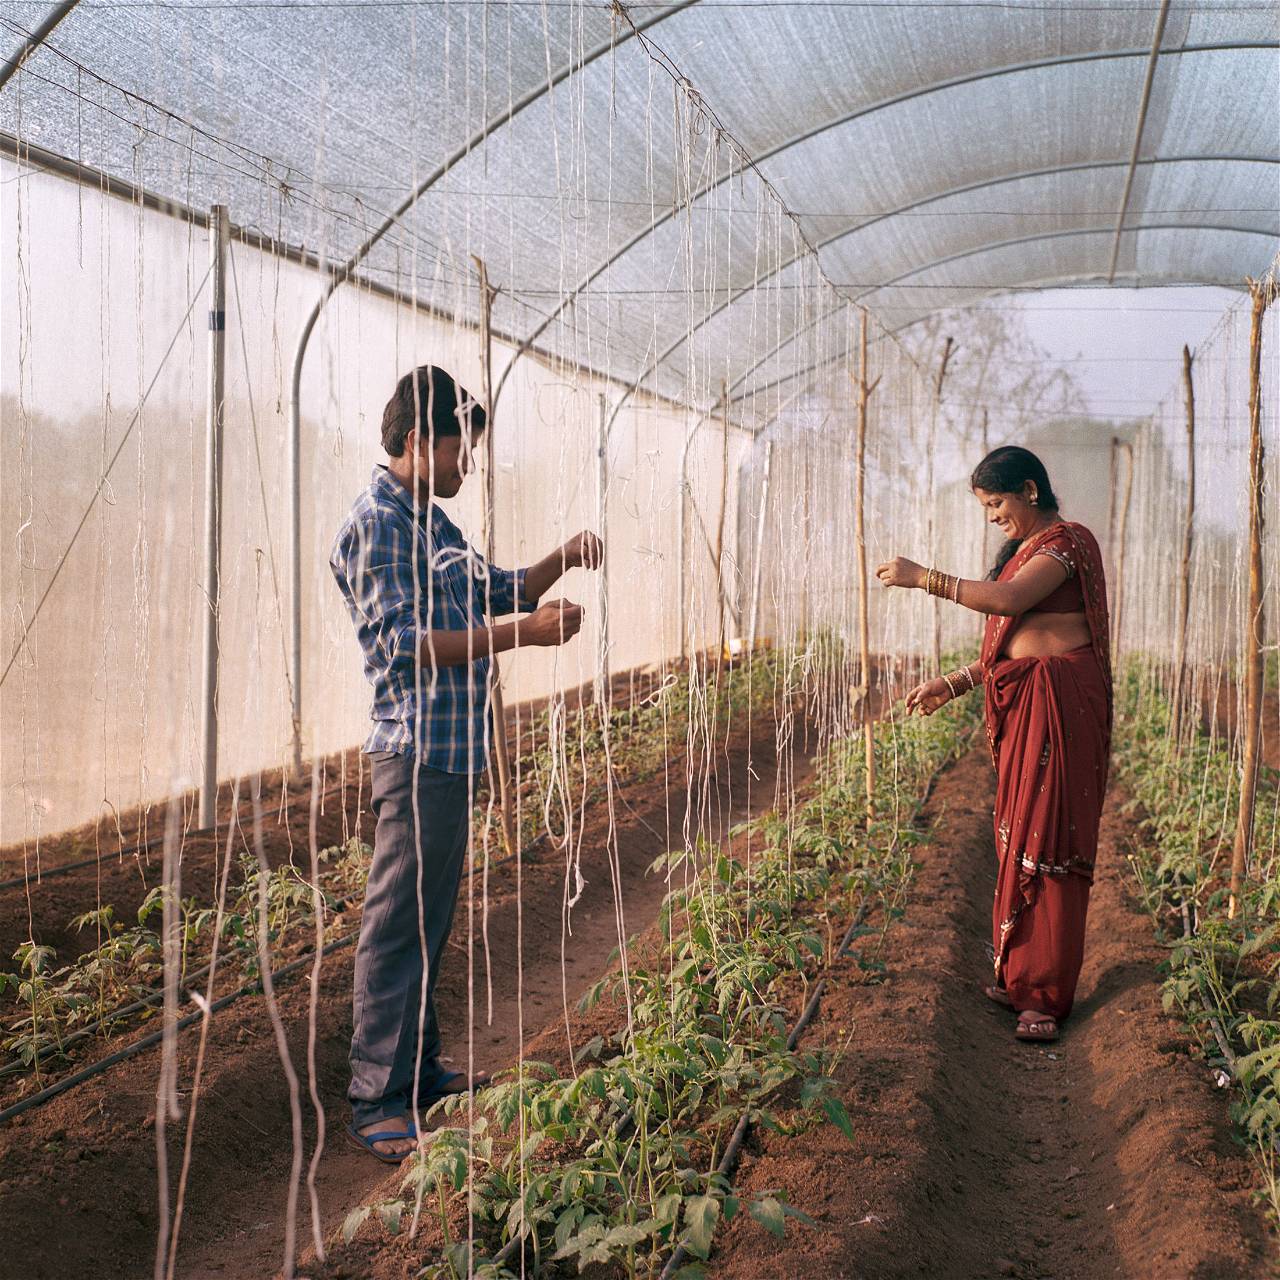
[713, 746, 1271, 1279]
[0, 691, 809, 1280]
[0, 666, 681, 970]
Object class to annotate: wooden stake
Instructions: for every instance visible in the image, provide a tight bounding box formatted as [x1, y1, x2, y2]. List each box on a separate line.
[472, 255, 517, 860]
[1111, 438, 1134, 657]
[1229, 277, 1275, 918]
[1169, 345, 1196, 739]
[855, 310, 881, 827]
[716, 382, 731, 662]
[928, 336, 956, 673]
[979, 407, 992, 569]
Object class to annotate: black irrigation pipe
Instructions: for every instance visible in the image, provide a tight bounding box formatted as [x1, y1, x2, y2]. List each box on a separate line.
[489, 725, 969, 1277]
[655, 901, 873, 1280]
[0, 926, 362, 1129]
[0, 835, 172, 892]
[0, 831, 551, 1111]
[1178, 897, 1239, 1073]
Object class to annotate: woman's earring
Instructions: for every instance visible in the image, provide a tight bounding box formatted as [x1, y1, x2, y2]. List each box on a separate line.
[1029, 492, 1038, 506]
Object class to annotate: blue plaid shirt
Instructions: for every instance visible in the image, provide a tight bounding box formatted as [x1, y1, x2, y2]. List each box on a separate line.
[330, 466, 534, 774]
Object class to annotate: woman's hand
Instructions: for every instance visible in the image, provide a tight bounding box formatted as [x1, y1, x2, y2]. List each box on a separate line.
[875, 557, 925, 590]
[904, 677, 953, 717]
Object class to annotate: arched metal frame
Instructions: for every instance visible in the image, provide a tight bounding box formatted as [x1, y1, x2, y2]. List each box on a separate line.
[599, 152, 1279, 445]
[281, 1, 699, 768]
[9, 4, 1273, 765]
[0, 2, 79, 92]
[489, 39, 1277, 419]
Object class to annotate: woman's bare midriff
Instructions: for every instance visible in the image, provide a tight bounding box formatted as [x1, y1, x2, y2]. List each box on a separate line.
[1001, 609, 1091, 660]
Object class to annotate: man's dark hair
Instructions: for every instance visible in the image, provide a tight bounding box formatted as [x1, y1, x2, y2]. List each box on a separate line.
[381, 365, 487, 457]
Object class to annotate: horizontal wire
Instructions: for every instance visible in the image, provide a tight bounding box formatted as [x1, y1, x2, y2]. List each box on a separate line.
[10, 0, 1271, 10]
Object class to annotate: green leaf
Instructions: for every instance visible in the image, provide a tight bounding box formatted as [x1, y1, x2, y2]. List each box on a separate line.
[603, 1223, 651, 1248]
[821, 1094, 855, 1141]
[377, 1200, 404, 1235]
[682, 1194, 720, 1259]
[750, 1195, 786, 1238]
[342, 1205, 371, 1244]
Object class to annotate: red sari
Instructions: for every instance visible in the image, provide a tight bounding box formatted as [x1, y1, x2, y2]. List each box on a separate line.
[982, 522, 1112, 1021]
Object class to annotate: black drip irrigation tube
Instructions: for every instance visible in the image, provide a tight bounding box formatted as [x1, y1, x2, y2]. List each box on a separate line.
[655, 900, 872, 1280]
[483, 900, 876, 1278]
[0, 927, 361, 1128]
[0, 835, 172, 892]
[482, 731, 965, 1278]
[0, 832, 550, 1124]
[0, 771, 370, 893]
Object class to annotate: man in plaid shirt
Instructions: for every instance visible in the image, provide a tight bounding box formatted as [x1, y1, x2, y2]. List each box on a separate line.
[331, 365, 601, 1161]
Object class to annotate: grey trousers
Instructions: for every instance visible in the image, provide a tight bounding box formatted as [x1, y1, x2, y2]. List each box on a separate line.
[348, 751, 472, 1127]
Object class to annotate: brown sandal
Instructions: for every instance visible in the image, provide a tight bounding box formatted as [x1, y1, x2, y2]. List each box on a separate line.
[984, 985, 1014, 1008]
[1015, 1012, 1059, 1042]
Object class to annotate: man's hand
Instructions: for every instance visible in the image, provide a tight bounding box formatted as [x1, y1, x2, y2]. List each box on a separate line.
[561, 530, 604, 571]
[519, 599, 584, 647]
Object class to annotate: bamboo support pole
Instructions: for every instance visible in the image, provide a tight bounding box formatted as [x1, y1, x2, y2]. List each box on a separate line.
[472, 256, 517, 860]
[928, 336, 955, 673]
[1229, 277, 1275, 917]
[1111, 438, 1134, 657]
[979, 408, 991, 568]
[715, 384, 731, 662]
[854, 310, 881, 827]
[746, 442, 773, 655]
[1170, 345, 1196, 740]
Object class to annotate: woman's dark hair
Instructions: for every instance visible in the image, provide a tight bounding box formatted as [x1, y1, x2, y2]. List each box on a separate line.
[381, 365, 487, 457]
[970, 446, 1060, 579]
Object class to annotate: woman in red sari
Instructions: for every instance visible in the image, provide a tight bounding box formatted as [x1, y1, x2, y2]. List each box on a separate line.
[876, 446, 1111, 1043]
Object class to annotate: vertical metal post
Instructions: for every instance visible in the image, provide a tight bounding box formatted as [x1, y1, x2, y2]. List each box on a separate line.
[199, 205, 229, 830]
[288, 334, 308, 776]
[596, 393, 610, 692]
[746, 441, 774, 654]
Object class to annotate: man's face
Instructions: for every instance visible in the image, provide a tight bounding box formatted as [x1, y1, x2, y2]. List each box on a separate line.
[419, 426, 482, 499]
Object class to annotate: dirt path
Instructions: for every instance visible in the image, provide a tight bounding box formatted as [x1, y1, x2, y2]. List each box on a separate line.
[713, 745, 1270, 1280]
[0, 698, 809, 1280]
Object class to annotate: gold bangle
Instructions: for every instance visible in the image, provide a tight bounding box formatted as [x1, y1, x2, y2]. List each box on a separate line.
[941, 671, 961, 699]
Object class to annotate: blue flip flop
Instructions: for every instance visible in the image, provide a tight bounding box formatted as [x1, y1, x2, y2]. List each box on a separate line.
[419, 1068, 491, 1106]
[345, 1118, 418, 1164]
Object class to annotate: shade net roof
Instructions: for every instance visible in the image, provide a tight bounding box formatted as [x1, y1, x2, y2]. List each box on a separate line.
[2, 0, 1277, 418]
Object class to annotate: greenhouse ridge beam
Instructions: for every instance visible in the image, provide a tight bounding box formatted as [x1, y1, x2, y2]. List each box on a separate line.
[284, 0, 699, 772]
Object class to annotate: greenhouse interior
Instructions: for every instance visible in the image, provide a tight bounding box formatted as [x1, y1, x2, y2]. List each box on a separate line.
[0, 1, 1277, 1276]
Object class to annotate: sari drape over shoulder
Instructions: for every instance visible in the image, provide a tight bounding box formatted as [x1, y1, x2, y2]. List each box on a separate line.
[981, 522, 1112, 1020]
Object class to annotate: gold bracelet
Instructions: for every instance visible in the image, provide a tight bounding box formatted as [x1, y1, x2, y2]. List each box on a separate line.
[941, 671, 961, 699]
[926, 567, 961, 601]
